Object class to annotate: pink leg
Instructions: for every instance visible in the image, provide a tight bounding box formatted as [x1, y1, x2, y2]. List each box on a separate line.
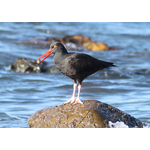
[72, 84, 83, 105]
[64, 83, 77, 104]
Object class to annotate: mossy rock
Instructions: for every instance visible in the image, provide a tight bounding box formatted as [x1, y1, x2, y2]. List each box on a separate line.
[28, 100, 143, 128]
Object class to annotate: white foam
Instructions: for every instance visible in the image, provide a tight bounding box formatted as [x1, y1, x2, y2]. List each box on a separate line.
[65, 43, 77, 50]
[108, 121, 129, 128]
[108, 121, 150, 128]
[143, 124, 150, 128]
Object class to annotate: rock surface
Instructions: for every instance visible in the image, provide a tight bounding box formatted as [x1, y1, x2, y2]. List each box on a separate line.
[23, 35, 119, 51]
[28, 100, 143, 128]
[11, 57, 56, 73]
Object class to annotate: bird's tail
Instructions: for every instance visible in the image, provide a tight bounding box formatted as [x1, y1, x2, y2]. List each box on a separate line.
[111, 63, 117, 67]
[105, 62, 117, 68]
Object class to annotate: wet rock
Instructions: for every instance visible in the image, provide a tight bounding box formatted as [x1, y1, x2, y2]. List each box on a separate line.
[23, 37, 53, 47]
[134, 69, 150, 75]
[62, 35, 119, 51]
[28, 100, 143, 128]
[23, 35, 119, 51]
[11, 57, 56, 73]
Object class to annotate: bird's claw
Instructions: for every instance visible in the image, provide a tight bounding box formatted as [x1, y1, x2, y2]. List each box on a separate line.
[64, 98, 75, 104]
[64, 98, 83, 105]
[72, 99, 83, 105]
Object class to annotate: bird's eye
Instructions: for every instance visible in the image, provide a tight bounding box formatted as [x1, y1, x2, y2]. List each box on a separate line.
[54, 45, 57, 48]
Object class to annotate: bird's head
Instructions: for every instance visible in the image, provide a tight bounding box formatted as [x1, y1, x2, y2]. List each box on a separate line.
[37, 42, 67, 63]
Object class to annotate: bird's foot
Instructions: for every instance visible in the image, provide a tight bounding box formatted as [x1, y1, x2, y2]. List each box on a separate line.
[72, 98, 83, 105]
[64, 97, 76, 104]
[64, 97, 83, 105]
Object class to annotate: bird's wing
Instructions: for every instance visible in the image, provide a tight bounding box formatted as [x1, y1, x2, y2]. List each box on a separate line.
[67, 53, 103, 74]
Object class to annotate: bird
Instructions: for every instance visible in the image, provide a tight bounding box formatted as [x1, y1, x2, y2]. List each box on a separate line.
[37, 42, 116, 105]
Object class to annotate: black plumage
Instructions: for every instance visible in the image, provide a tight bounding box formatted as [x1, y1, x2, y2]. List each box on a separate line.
[37, 42, 116, 105]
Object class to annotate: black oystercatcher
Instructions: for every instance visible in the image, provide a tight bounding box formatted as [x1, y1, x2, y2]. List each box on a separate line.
[37, 42, 116, 105]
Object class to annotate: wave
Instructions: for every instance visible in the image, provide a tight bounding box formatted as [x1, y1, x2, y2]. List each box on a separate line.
[108, 121, 150, 128]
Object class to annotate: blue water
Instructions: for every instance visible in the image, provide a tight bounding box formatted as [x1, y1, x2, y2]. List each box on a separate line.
[0, 22, 150, 128]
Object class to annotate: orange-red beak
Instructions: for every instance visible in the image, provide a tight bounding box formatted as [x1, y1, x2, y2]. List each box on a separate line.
[37, 49, 53, 63]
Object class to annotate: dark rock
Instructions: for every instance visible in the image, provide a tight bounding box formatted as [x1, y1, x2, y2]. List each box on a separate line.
[11, 57, 56, 73]
[62, 35, 119, 51]
[134, 69, 150, 75]
[22, 35, 119, 51]
[22, 37, 53, 47]
[28, 100, 143, 128]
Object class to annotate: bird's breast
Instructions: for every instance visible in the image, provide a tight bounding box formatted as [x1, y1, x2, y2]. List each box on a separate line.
[54, 58, 76, 77]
